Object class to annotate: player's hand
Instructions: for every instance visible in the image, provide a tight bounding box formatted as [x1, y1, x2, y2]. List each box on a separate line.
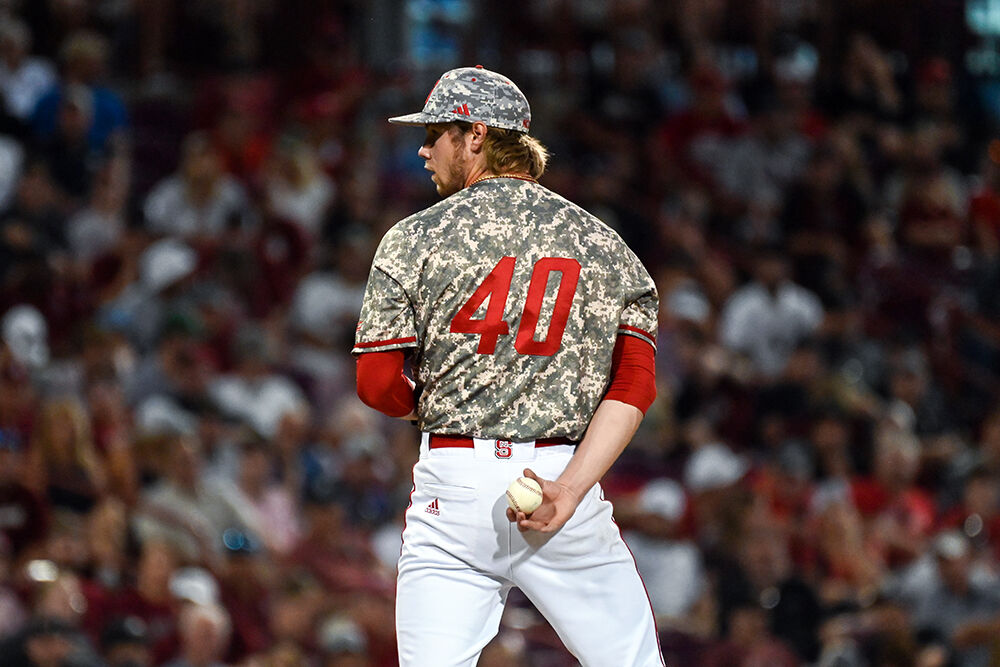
[505, 468, 581, 534]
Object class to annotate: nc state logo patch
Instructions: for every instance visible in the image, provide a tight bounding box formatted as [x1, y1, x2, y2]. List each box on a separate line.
[495, 440, 512, 459]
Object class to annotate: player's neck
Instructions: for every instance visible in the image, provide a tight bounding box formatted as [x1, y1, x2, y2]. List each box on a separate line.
[464, 168, 538, 189]
[462, 161, 492, 190]
[461, 151, 537, 190]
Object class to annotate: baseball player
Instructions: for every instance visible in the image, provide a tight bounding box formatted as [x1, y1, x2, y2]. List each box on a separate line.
[353, 66, 663, 666]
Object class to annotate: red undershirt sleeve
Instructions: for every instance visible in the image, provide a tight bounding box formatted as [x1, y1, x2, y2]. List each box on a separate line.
[356, 350, 416, 418]
[604, 334, 657, 414]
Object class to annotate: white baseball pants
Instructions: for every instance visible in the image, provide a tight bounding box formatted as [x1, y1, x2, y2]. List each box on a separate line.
[396, 434, 664, 666]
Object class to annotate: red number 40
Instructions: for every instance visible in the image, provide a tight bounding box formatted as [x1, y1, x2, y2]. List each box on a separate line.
[449, 256, 581, 356]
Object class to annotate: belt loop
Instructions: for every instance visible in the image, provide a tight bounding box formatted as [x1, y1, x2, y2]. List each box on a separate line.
[419, 432, 430, 458]
[472, 437, 496, 459]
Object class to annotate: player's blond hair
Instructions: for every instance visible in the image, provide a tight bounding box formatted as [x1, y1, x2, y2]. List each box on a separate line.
[455, 122, 549, 179]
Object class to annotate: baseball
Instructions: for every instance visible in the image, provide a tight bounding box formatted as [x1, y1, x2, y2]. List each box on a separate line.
[506, 476, 543, 514]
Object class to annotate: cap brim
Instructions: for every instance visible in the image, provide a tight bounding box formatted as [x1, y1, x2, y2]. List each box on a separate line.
[388, 112, 530, 133]
[387, 112, 439, 126]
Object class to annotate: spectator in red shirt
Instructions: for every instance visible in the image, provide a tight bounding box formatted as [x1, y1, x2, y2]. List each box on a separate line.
[288, 483, 392, 598]
[893, 125, 967, 264]
[969, 143, 1000, 243]
[750, 439, 816, 533]
[103, 540, 180, 664]
[0, 428, 48, 557]
[84, 370, 138, 505]
[809, 499, 884, 607]
[652, 63, 746, 191]
[851, 422, 936, 569]
[702, 600, 800, 667]
[217, 528, 273, 661]
[80, 498, 130, 635]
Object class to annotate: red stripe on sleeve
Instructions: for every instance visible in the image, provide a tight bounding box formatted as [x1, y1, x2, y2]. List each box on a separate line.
[617, 325, 656, 348]
[356, 350, 416, 417]
[354, 336, 417, 349]
[604, 334, 657, 413]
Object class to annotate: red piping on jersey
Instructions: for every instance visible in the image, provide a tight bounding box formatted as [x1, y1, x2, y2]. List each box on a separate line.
[356, 350, 416, 417]
[617, 325, 656, 348]
[604, 334, 657, 414]
[355, 336, 418, 349]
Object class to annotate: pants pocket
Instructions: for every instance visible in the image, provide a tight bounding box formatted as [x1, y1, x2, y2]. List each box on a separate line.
[421, 481, 476, 501]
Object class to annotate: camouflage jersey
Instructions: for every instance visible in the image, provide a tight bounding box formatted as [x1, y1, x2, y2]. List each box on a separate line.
[352, 177, 658, 441]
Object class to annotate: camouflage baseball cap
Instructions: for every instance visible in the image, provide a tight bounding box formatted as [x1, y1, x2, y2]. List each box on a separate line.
[389, 65, 531, 133]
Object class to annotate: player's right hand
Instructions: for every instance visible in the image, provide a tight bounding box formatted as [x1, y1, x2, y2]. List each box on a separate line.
[505, 468, 581, 534]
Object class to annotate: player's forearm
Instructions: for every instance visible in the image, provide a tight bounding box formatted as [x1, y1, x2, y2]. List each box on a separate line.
[356, 350, 416, 418]
[555, 399, 644, 499]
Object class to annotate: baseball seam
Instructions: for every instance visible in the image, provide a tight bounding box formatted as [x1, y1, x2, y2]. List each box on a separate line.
[506, 489, 522, 512]
[516, 478, 542, 498]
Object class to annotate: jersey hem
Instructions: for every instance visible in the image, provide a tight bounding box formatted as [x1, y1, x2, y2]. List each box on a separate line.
[352, 336, 418, 355]
[420, 428, 587, 441]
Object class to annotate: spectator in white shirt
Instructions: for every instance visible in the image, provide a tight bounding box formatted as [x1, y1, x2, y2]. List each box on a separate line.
[66, 161, 129, 263]
[264, 137, 335, 238]
[236, 438, 301, 556]
[719, 244, 824, 377]
[715, 96, 812, 208]
[163, 603, 231, 667]
[143, 131, 254, 242]
[134, 434, 263, 564]
[0, 18, 55, 120]
[208, 325, 307, 440]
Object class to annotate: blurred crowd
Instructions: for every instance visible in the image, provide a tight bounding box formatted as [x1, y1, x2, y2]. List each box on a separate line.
[1, 0, 999, 666]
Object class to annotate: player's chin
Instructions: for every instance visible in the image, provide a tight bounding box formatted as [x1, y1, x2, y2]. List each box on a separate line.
[435, 181, 459, 197]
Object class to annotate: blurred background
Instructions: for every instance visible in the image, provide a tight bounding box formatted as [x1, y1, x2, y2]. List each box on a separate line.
[1, 0, 1000, 665]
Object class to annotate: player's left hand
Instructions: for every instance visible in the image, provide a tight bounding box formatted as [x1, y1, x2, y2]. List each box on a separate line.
[505, 468, 581, 533]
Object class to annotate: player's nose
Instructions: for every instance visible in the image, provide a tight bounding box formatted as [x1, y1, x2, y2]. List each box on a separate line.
[418, 144, 432, 160]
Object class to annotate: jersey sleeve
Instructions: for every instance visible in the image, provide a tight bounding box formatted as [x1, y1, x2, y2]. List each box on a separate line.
[617, 253, 659, 350]
[352, 265, 419, 356]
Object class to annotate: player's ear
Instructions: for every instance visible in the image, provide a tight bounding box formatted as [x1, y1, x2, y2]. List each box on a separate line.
[468, 121, 488, 152]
